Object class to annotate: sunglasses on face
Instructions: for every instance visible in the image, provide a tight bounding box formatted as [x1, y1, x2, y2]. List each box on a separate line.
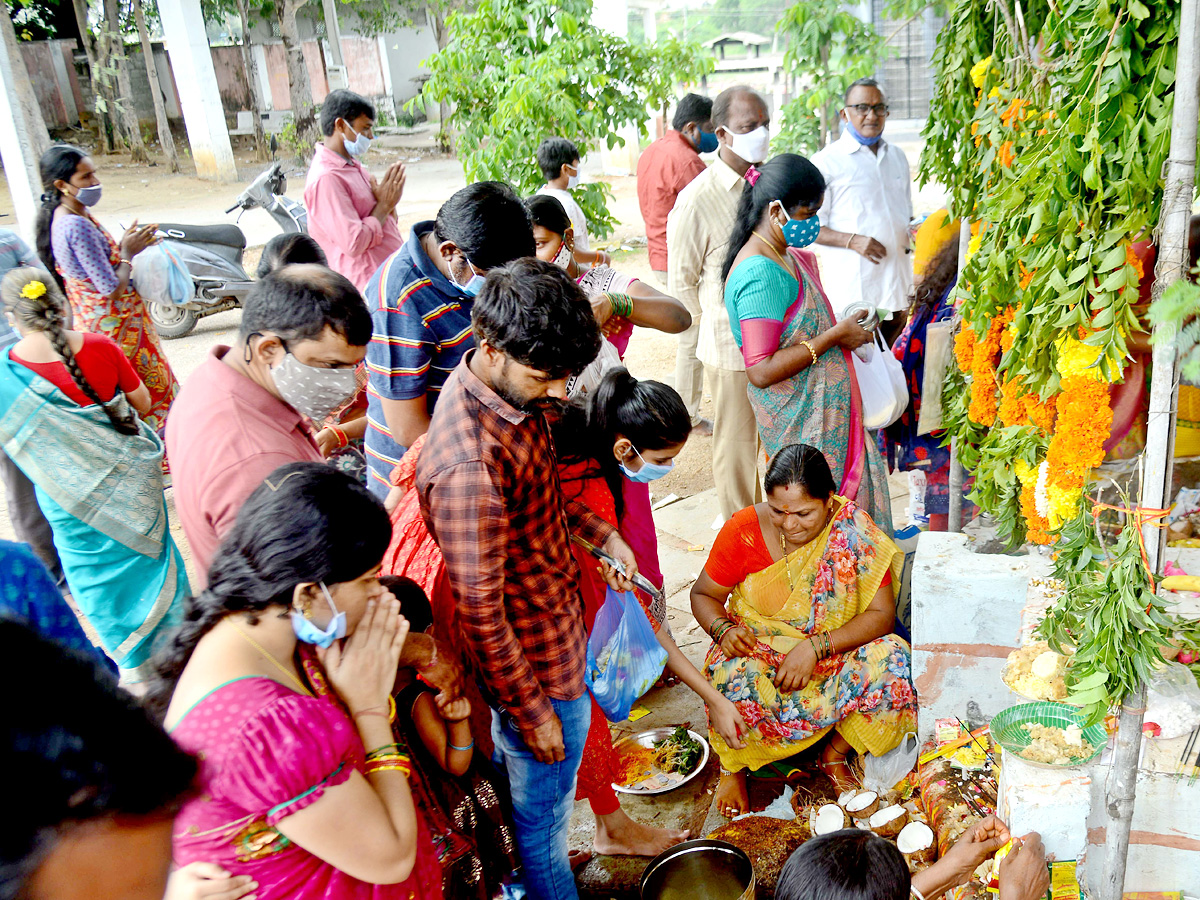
[847, 103, 890, 116]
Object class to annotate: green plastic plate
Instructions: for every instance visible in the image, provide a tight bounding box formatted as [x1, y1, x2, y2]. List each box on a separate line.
[991, 701, 1107, 768]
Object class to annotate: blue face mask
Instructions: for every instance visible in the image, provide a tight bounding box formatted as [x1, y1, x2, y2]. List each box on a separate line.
[620, 446, 674, 483]
[449, 255, 486, 298]
[697, 130, 719, 154]
[343, 124, 372, 159]
[780, 206, 821, 249]
[74, 184, 103, 207]
[291, 582, 347, 648]
[843, 118, 882, 147]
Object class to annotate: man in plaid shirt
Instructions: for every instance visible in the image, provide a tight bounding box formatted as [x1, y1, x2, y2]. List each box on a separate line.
[417, 259, 639, 900]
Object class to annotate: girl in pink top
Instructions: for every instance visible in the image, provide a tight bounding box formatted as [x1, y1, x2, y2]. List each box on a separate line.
[148, 462, 442, 900]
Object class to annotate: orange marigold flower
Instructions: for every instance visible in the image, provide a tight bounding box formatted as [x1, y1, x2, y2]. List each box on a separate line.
[1000, 98, 1028, 128]
[1021, 480, 1054, 545]
[998, 140, 1016, 168]
[1018, 261, 1035, 290]
[998, 377, 1027, 426]
[970, 121, 980, 135]
[955, 326, 976, 373]
[1023, 392, 1058, 432]
[1045, 376, 1113, 495]
[967, 310, 1012, 426]
[1125, 243, 1145, 281]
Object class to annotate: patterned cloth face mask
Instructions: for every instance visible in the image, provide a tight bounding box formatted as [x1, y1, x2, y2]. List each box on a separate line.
[777, 203, 821, 249]
[270, 350, 359, 423]
[551, 240, 572, 270]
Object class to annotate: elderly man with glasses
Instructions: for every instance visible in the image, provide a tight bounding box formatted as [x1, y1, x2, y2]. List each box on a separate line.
[811, 78, 914, 336]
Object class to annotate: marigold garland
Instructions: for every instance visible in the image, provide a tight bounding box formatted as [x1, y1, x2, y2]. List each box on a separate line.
[1015, 458, 1053, 544]
[955, 326, 976, 372]
[1044, 375, 1113, 498]
[1124, 242, 1144, 280]
[966, 308, 1015, 427]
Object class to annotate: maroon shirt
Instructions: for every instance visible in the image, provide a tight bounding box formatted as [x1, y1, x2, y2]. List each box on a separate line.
[636, 130, 708, 271]
[416, 352, 613, 733]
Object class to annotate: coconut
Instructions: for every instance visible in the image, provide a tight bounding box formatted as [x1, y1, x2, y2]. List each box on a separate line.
[837, 788, 858, 808]
[812, 803, 847, 835]
[1031, 650, 1060, 680]
[896, 821, 936, 865]
[844, 790, 880, 820]
[867, 804, 909, 838]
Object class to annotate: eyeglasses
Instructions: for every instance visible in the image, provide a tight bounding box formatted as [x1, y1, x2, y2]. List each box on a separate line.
[847, 103, 890, 116]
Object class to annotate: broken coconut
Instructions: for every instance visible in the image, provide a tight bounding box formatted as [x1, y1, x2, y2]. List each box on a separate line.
[868, 804, 909, 838]
[896, 821, 936, 865]
[844, 790, 880, 820]
[837, 789, 858, 808]
[812, 803, 848, 835]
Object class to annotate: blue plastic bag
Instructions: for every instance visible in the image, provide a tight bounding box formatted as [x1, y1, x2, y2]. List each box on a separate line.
[585, 587, 668, 722]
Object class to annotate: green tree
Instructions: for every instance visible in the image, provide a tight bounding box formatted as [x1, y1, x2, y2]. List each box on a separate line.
[770, 0, 883, 158]
[419, 0, 711, 238]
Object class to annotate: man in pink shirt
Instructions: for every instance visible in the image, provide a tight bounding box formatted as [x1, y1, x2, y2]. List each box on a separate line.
[166, 265, 371, 581]
[304, 90, 406, 290]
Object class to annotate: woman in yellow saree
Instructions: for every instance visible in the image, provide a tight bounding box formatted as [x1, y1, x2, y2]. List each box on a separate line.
[690, 443, 916, 817]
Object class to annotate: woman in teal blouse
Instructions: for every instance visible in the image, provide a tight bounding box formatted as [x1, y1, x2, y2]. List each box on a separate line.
[721, 154, 893, 532]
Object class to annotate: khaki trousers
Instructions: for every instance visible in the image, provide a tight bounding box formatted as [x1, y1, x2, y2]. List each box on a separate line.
[708, 365, 761, 521]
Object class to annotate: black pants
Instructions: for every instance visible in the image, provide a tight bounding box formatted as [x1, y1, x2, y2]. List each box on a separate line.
[1, 450, 65, 587]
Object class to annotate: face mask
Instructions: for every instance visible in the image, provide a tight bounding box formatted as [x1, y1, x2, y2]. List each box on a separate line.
[551, 240, 572, 270]
[778, 204, 821, 249]
[565, 167, 580, 190]
[697, 130, 720, 154]
[449, 255, 486, 297]
[343, 124, 372, 158]
[843, 118, 882, 147]
[291, 582, 348, 648]
[620, 446, 674, 483]
[73, 185, 103, 207]
[270, 351, 359, 422]
[724, 124, 770, 164]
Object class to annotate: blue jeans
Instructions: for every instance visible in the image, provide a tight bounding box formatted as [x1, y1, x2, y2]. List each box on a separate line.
[491, 693, 591, 900]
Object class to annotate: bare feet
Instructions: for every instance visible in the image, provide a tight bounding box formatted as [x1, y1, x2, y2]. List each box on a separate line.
[593, 808, 689, 856]
[819, 741, 857, 793]
[714, 770, 749, 819]
[568, 849, 593, 871]
[690, 418, 714, 437]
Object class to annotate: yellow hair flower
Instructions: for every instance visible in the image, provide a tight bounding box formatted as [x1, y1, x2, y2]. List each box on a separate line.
[20, 280, 47, 300]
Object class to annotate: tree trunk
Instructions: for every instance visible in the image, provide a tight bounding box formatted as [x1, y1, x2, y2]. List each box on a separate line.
[431, 6, 452, 150]
[131, 0, 178, 172]
[101, 0, 148, 162]
[0, 2, 51, 160]
[71, 0, 111, 153]
[235, 0, 269, 161]
[276, 0, 318, 150]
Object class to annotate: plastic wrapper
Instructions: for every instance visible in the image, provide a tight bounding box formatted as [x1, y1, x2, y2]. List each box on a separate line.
[1144, 661, 1200, 739]
[132, 243, 193, 306]
[864, 732, 920, 793]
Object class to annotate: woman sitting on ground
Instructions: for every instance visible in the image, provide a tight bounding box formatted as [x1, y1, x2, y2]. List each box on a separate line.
[690, 443, 916, 818]
[526, 194, 690, 394]
[721, 154, 891, 531]
[148, 462, 442, 900]
[552, 368, 749, 857]
[775, 820, 1049, 900]
[0, 267, 186, 682]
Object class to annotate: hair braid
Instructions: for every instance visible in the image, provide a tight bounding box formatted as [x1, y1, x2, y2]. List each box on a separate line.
[43, 318, 139, 435]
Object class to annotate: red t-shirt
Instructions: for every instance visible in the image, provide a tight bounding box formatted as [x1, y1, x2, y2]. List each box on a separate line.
[13, 332, 140, 405]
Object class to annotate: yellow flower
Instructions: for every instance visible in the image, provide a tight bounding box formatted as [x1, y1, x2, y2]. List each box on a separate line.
[1014, 459, 1036, 485]
[20, 280, 46, 300]
[971, 56, 993, 89]
[1054, 335, 1117, 383]
[1046, 483, 1081, 530]
[988, 86, 1001, 99]
[967, 233, 983, 259]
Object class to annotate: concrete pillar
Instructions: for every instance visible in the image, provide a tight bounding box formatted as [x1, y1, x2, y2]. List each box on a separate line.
[158, 0, 237, 181]
[0, 9, 50, 240]
[642, 6, 657, 43]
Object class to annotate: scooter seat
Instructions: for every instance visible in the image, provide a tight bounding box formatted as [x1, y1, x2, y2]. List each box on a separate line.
[156, 223, 246, 250]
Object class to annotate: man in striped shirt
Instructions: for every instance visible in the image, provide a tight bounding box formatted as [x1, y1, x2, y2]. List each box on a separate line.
[362, 182, 535, 498]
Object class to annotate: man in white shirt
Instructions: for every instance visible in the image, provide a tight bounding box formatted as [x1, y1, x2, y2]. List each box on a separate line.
[811, 78, 913, 332]
[667, 85, 770, 521]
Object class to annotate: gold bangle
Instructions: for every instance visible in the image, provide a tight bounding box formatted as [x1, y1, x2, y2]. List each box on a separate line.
[801, 340, 817, 364]
[845, 233, 855, 249]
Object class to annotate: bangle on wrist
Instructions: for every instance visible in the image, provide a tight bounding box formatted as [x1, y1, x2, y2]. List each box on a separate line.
[329, 424, 349, 448]
[801, 339, 817, 364]
[119, 257, 133, 268]
[448, 740, 475, 752]
[845, 233, 855, 249]
[709, 616, 730, 638]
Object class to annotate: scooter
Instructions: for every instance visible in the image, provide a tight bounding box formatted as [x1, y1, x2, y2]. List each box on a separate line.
[147, 162, 307, 339]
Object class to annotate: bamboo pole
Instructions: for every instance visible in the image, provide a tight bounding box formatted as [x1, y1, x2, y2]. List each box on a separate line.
[1100, 0, 1199, 894]
[947, 222, 971, 533]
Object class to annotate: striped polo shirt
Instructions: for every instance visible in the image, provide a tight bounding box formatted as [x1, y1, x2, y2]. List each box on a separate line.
[363, 222, 474, 497]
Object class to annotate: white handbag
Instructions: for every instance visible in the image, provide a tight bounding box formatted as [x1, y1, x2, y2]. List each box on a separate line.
[852, 330, 909, 430]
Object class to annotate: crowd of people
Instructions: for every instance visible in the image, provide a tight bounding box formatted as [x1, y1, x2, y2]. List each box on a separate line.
[2, 82, 1048, 900]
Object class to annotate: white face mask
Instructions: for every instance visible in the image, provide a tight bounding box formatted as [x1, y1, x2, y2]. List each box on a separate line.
[565, 165, 580, 190]
[724, 124, 770, 165]
[551, 240, 572, 270]
[343, 124, 371, 159]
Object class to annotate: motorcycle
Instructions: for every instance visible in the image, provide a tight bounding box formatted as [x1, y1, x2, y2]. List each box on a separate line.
[147, 162, 307, 339]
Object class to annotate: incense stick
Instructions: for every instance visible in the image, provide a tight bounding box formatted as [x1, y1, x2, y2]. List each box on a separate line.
[1178, 725, 1199, 775]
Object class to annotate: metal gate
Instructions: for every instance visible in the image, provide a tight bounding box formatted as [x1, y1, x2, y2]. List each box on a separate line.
[869, 1, 946, 119]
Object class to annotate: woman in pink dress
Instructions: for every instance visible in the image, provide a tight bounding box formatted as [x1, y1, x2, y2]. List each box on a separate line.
[146, 462, 442, 900]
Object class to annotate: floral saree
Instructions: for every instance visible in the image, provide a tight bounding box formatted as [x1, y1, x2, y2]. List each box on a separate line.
[746, 249, 892, 533]
[704, 498, 916, 772]
[61, 211, 179, 432]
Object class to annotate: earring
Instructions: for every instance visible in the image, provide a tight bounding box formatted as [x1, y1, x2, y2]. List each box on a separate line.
[296, 598, 313, 620]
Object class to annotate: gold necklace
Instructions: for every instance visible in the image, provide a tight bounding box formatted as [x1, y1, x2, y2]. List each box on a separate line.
[228, 620, 312, 696]
[753, 231, 797, 276]
[780, 531, 797, 591]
